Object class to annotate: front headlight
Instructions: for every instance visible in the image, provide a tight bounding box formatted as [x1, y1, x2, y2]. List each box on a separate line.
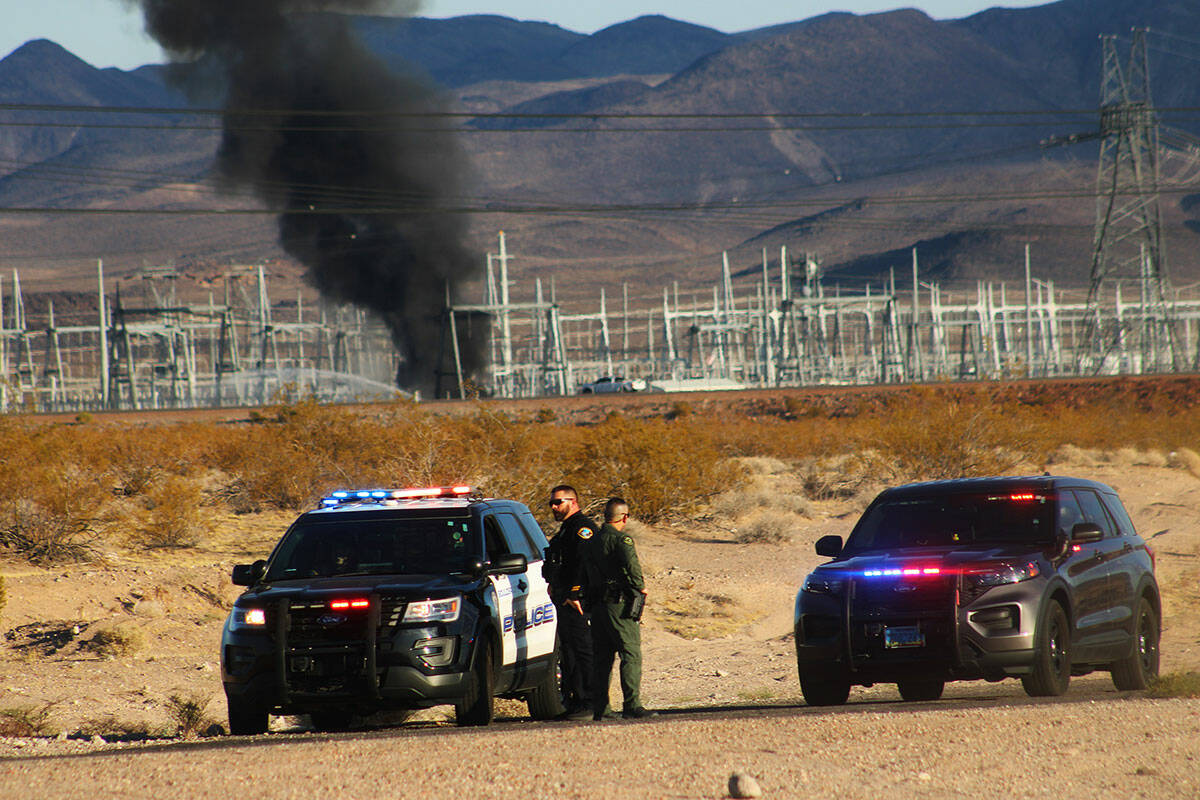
[403, 596, 461, 623]
[970, 561, 1041, 588]
[229, 606, 267, 630]
[802, 572, 844, 595]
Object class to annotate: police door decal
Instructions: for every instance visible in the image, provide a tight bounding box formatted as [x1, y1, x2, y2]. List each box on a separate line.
[484, 514, 526, 665]
[495, 512, 556, 660]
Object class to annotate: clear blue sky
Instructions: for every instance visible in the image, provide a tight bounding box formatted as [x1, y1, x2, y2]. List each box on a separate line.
[1, 0, 1052, 70]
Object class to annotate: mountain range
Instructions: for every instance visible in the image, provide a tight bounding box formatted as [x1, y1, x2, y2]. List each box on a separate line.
[1, 0, 1199, 308]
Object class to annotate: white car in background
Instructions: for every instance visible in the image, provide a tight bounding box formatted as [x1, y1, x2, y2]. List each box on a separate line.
[578, 376, 647, 394]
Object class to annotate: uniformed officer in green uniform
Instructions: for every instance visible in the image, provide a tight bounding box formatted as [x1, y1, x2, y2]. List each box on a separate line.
[582, 497, 656, 720]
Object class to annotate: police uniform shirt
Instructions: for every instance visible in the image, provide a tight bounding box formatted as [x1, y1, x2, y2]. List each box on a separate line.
[582, 522, 644, 601]
[545, 511, 599, 603]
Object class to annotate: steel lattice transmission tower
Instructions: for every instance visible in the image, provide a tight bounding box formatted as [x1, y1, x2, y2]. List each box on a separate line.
[1086, 30, 1179, 370]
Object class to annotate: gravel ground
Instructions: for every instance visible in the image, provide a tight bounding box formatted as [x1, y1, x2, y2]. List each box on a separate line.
[1, 693, 1198, 799]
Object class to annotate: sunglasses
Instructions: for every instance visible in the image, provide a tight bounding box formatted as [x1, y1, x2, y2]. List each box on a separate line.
[549, 498, 572, 507]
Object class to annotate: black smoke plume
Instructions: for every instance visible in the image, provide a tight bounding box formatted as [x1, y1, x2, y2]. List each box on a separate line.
[135, 0, 484, 394]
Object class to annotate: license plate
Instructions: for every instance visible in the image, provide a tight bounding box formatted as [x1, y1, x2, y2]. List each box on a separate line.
[883, 625, 925, 649]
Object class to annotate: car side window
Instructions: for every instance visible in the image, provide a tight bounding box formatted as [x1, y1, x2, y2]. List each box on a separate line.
[496, 512, 537, 561]
[1056, 491, 1084, 536]
[516, 510, 549, 559]
[482, 515, 509, 561]
[1101, 494, 1137, 537]
[1075, 490, 1116, 538]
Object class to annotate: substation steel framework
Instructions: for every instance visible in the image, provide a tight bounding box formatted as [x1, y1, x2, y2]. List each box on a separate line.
[1086, 29, 1180, 372]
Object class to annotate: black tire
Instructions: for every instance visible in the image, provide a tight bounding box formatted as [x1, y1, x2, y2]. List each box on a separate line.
[309, 709, 355, 732]
[527, 644, 566, 720]
[1022, 601, 1072, 697]
[226, 694, 268, 736]
[456, 639, 495, 727]
[798, 667, 851, 706]
[896, 677, 945, 702]
[1111, 597, 1160, 691]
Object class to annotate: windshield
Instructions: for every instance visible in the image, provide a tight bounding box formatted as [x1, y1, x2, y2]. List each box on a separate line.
[265, 515, 478, 580]
[845, 493, 1055, 554]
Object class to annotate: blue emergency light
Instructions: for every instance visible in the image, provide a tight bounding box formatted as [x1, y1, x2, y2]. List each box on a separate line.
[319, 485, 474, 507]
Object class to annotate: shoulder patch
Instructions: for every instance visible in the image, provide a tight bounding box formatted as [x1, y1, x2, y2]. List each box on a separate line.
[623, 536, 634, 544]
[577, 527, 594, 539]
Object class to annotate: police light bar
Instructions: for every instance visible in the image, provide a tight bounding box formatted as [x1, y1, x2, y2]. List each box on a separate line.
[863, 567, 943, 578]
[320, 485, 474, 506]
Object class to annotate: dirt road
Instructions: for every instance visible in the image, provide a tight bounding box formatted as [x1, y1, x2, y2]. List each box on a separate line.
[2, 687, 1198, 799]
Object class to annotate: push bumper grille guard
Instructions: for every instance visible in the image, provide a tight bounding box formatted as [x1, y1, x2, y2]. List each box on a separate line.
[841, 576, 963, 672]
[274, 594, 387, 706]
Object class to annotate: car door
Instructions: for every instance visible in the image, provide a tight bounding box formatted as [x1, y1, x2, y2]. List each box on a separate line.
[1057, 490, 1111, 651]
[500, 511, 557, 660]
[1095, 490, 1146, 646]
[1066, 489, 1129, 656]
[482, 514, 522, 668]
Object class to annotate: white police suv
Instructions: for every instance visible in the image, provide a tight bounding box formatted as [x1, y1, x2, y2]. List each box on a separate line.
[220, 486, 562, 734]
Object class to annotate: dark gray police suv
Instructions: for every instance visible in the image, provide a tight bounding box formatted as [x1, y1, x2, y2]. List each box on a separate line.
[221, 487, 563, 734]
[794, 476, 1160, 705]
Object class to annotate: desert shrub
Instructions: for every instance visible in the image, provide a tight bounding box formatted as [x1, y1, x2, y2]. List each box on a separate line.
[735, 510, 800, 544]
[1171, 447, 1200, 479]
[534, 408, 557, 423]
[136, 475, 209, 548]
[711, 483, 810, 520]
[799, 451, 892, 500]
[656, 590, 747, 639]
[1146, 671, 1200, 699]
[562, 416, 744, 523]
[666, 401, 693, 420]
[0, 499, 95, 564]
[801, 465, 850, 500]
[0, 703, 57, 737]
[852, 391, 1029, 481]
[105, 436, 171, 497]
[212, 400, 490, 510]
[782, 395, 823, 419]
[1046, 443, 1102, 468]
[736, 456, 791, 476]
[11, 381, 1200, 544]
[84, 623, 147, 659]
[165, 693, 218, 738]
[74, 715, 161, 740]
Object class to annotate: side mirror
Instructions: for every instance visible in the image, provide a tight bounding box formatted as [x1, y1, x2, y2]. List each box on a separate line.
[815, 535, 843, 558]
[232, 560, 266, 586]
[487, 553, 528, 575]
[1070, 522, 1104, 545]
[1051, 529, 1071, 559]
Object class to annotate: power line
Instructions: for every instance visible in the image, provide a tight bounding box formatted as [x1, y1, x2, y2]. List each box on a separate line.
[2, 182, 1197, 218]
[0, 118, 1125, 133]
[3, 100, 1200, 120]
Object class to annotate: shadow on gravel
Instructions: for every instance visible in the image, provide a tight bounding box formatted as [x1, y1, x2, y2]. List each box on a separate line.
[6, 684, 1140, 762]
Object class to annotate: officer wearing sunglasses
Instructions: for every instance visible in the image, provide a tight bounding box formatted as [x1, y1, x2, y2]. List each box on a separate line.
[543, 484, 599, 720]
